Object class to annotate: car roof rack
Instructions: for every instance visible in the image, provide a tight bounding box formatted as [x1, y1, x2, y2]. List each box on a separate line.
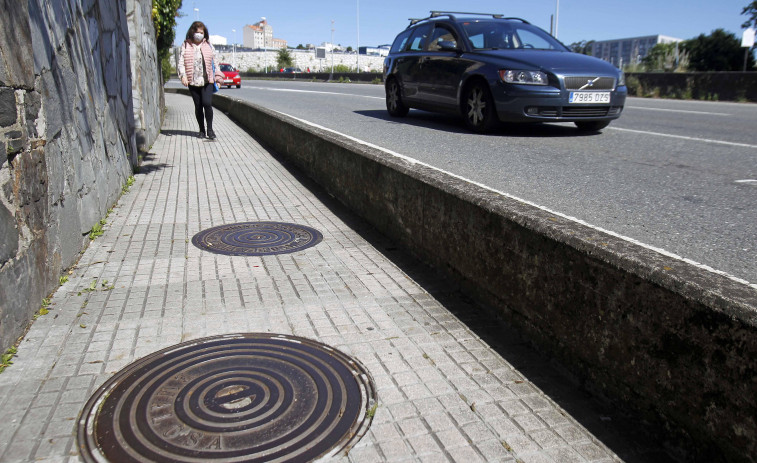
[408, 11, 530, 27]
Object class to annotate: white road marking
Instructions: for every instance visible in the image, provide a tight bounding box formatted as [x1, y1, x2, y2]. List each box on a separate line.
[275, 109, 756, 290]
[609, 127, 757, 149]
[627, 106, 730, 116]
[735, 179, 757, 184]
[248, 86, 384, 100]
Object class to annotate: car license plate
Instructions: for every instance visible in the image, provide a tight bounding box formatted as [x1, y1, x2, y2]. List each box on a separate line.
[569, 92, 610, 104]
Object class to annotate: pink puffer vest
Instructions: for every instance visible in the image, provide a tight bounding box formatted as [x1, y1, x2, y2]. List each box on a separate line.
[181, 40, 223, 86]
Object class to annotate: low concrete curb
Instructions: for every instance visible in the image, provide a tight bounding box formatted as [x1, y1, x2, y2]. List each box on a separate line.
[170, 88, 757, 462]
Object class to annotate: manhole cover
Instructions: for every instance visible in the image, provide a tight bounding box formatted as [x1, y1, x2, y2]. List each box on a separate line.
[77, 334, 376, 462]
[192, 222, 323, 256]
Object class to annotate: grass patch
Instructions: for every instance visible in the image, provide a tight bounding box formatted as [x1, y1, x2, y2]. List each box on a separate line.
[0, 346, 18, 373]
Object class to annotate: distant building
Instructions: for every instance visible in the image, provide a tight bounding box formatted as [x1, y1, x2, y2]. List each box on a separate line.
[359, 46, 389, 57]
[209, 35, 227, 46]
[591, 35, 682, 67]
[243, 18, 287, 49]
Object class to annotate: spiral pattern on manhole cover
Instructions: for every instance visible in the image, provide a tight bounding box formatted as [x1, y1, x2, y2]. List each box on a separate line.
[77, 334, 376, 463]
[191, 222, 323, 256]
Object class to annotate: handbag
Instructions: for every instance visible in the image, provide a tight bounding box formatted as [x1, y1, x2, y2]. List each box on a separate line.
[211, 59, 219, 93]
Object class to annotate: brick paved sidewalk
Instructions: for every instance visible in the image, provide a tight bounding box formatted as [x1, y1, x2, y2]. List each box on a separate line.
[0, 94, 624, 462]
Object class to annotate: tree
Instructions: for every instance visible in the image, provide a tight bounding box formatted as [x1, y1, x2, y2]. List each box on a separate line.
[569, 40, 594, 55]
[276, 48, 294, 69]
[684, 29, 754, 71]
[346, 46, 354, 53]
[296, 44, 305, 50]
[642, 42, 688, 72]
[152, 0, 183, 81]
[742, 1, 757, 28]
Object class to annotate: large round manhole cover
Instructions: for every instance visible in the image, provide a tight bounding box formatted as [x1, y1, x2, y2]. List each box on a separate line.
[77, 334, 376, 462]
[191, 222, 323, 256]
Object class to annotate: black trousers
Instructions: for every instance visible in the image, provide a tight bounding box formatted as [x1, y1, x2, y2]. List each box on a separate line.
[188, 84, 214, 132]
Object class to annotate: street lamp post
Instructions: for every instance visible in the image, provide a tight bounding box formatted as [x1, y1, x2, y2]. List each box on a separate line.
[232, 29, 236, 68]
[194, 7, 199, 20]
[262, 17, 267, 73]
[554, 0, 559, 38]
[330, 20, 335, 81]
[356, 0, 360, 73]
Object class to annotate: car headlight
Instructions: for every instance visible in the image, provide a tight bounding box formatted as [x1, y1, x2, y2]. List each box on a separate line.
[618, 70, 626, 87]
[499, 70, 548, 85]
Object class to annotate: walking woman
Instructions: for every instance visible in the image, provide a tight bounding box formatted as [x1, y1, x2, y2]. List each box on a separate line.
[178, 21, 224, 139]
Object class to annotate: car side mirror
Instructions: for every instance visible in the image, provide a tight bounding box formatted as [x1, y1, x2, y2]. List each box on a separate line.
[438, 41, 460, 52]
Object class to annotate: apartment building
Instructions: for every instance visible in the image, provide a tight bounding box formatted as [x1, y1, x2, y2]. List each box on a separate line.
[591, 35, 682, 67]
[243, 19, 287, 49]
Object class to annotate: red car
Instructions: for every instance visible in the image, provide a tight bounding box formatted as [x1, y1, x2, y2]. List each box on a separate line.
[219, 63, 241, 88]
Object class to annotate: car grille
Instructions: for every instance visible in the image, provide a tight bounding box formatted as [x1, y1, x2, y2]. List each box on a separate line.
[562, 107, 610, 117]
[564, 76, 616, 90]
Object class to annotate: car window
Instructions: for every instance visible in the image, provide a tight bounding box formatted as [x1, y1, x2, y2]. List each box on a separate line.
[426, 25, 458, 52]
[390, 29, 412, 54]
[407, 23, 433, 52]
[220, 64, 234, 72]
[513, 29, 557, 50]
[461, 20, 567, 51]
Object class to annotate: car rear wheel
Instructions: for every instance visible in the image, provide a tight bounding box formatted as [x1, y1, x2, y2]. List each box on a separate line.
[575, 121, 610, 132]
[386, 79, 409, 117]
[463, 83, 497, 133]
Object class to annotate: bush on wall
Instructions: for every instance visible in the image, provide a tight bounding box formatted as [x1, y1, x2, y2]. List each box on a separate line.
[152, 0, 183, 81]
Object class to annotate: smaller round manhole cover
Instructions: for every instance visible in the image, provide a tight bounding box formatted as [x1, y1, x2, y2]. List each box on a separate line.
[192, 222, 323, 256]
[78, 334, 376, 462]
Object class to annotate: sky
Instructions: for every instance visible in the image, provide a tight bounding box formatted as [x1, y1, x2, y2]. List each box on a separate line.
[174, 0, 754, 49]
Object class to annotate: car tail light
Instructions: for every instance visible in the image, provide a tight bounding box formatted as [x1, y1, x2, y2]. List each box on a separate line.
[499, 70, 548, 85]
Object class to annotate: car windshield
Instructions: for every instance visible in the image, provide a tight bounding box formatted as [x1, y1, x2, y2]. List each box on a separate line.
[220, 64, 235, 72]
[460, 20, 567, 51]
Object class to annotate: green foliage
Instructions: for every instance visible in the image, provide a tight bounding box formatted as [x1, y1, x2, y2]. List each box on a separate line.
[89, 222, 104, 240]
[569, 40, 594, 55]
[161, 55, 175, 82]
[122, 176, 136, 194]
[371, 77, 382, 85]
[332, 64, 352, 73]
[684, 29, 754, 71]
[59, 275, 69, 285]
[0, 346, 18, 373]
[642, 43, 688, 72]
[152, 0, 183, 80]
[742, 1, 757, 29]
[276, 48, 294, 69]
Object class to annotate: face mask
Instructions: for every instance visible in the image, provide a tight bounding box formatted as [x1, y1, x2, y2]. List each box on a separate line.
[193, 33, 204, 42]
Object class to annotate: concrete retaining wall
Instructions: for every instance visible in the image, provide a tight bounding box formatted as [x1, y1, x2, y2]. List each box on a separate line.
[626, 72, 757, 102]
[192, 89, 757, 462]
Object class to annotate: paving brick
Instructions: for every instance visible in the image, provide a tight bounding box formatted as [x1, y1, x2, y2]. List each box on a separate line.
[0, 94, 628, 462]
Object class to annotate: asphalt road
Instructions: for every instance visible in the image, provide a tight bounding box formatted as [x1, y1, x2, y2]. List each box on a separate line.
[170, 79, 757, 286]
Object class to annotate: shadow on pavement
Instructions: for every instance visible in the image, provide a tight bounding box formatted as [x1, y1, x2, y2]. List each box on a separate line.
[354, 109, 606, 138]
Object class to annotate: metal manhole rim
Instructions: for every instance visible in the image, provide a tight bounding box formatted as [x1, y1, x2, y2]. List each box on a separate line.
[191, 221, 324, 257]
[77, 333, 377, 463]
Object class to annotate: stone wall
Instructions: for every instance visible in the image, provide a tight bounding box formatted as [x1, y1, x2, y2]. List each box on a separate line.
[0, 0, 159, 351]
[179, 49, 386, 73]
[127, 0, 163, 151]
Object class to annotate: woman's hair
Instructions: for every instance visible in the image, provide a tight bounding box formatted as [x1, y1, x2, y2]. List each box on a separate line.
[185, 21, 208, 41]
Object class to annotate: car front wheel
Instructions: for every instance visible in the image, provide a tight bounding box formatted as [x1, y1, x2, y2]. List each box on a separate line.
[463, 83, 497, 133]
[386, 79, 409, 117]
[575, 121, 610, 132]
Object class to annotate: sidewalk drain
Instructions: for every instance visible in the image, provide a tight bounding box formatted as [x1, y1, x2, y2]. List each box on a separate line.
[77, 333, 376, 462]
[192, 222, 323, 256]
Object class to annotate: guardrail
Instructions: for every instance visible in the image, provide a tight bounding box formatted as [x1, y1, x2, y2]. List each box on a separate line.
[168, 88, 757, 462]
[240, 72, 383, 83]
